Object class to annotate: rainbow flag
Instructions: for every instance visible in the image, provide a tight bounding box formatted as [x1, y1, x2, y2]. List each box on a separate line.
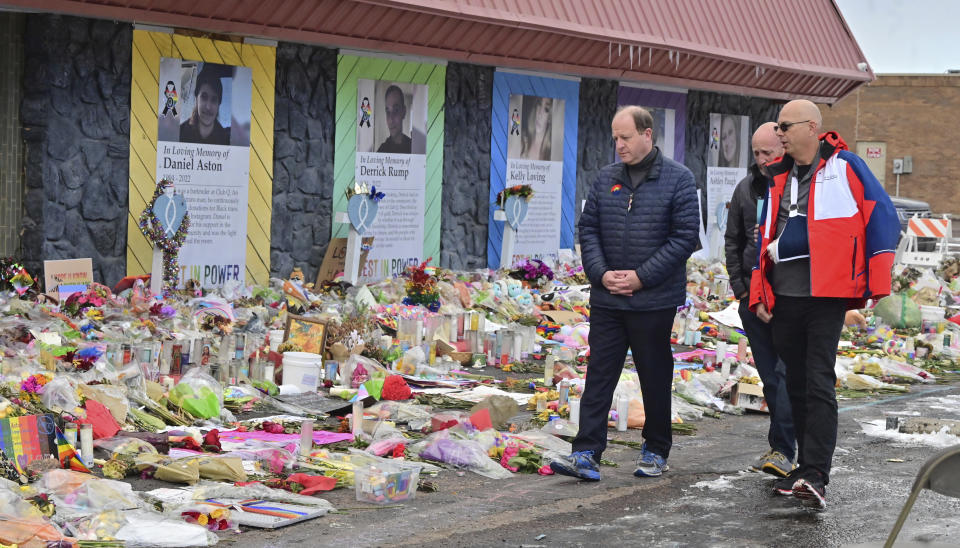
[56, 426, 91, 473]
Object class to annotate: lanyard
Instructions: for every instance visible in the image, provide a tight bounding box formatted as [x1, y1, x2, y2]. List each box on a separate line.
[788, 176, 800, 218]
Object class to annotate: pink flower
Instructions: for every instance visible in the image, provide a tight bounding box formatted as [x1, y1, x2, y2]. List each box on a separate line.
[500, 446, 520, 472]
[537, 465, 555, 475]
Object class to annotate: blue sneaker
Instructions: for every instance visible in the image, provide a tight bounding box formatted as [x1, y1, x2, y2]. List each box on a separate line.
[550, 450, 601, 481]
[634, 445, 669, 477]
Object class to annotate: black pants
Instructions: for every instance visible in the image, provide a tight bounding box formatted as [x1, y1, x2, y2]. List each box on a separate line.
[573, 306, 676, 460]
[770, 295, 846, 484]
[739, 299, 796, 461]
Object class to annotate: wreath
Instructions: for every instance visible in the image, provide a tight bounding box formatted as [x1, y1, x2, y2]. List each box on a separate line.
[138, 179, 190, 295]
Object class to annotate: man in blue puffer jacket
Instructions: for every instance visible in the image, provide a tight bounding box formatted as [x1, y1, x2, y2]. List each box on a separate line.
[551, 106, 700, 481]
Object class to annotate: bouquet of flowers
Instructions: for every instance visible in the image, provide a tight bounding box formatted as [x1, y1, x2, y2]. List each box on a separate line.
[181, 507, 232, 530]
[494, 184, 534, 207]
[61, 284, 112, 318]
[509, 258, 554, 288]
[401, 258, 441, 312]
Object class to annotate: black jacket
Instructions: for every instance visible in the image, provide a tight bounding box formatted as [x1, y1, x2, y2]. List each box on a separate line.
[724, 163, 767, 299]
[579, 148, 700, 311]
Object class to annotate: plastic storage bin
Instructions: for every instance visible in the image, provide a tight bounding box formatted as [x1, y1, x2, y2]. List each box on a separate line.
[354, 462, 421, 504]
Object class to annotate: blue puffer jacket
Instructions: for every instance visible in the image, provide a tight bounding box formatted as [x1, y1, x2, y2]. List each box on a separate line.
[579, 150, 700, 311]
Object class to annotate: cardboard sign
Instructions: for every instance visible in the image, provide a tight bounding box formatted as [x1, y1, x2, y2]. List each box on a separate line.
[316, 237, 374, 285]
[44, 258, 93, 300]
[730, 382, 768, 413]
[541, 310, 585, 326]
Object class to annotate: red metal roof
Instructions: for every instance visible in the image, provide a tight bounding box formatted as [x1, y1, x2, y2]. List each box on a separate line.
[2, 0, 873, 103]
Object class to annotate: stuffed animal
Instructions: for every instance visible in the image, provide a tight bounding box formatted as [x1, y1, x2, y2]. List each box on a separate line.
[506, 279, 523, 299]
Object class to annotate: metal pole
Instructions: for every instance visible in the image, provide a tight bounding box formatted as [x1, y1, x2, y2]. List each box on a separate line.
[896, 173, 900, 197]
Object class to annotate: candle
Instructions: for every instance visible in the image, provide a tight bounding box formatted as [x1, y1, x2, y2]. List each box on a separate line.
[544, 355, 555, 387]
[616, 396, 629, 432]
[569, 398, 581, 425]
[352, 400, 364, 437]
[80, 424, 94, 467]
[299, 420, 314, 456]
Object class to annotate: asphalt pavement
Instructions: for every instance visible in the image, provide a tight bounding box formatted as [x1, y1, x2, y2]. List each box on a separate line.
[222, 381, 960, 548]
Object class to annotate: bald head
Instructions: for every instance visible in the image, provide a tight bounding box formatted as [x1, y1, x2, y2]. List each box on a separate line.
[781, 100, 822, 129]
[752, 122, 782, 175]
[777, 100, 823, 164]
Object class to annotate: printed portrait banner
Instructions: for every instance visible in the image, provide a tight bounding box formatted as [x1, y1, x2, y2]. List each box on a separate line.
[155, 58, 253, 289]
[488, 71, 579, 270]
[616, 85, 687, 163]
[333, 55, 445, 282]
[705, 113, 750, 259]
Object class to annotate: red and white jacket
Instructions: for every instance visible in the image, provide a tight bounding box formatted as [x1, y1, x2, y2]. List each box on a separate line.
[749, 132, 900, 313]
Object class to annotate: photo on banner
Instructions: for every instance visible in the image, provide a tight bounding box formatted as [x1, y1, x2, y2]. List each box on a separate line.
[503, 93, 565, 264]
[155, 58, 253, 288]
[506, 94, 565, 162]
[705, 113, 750, 259]
[487, 71, 579, 271]
[354, 78, 429, 279]
[332, 54, 445, 283]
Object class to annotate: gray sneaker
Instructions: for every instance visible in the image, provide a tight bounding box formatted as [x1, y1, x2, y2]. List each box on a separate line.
[753, 450, 794, 478]
[750, 449, 774, 472]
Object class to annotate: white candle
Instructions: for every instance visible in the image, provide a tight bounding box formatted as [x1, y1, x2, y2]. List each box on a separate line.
[80, 424, 94, 467]
[569, 398, 581, 425]
[351, 400, 364, 437]
[299, 420, 314, 457]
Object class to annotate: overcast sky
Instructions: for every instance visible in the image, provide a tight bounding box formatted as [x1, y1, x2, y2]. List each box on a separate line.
[836, 0, 958, 74]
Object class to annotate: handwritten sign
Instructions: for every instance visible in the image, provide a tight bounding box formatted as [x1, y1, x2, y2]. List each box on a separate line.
[315, 237, 374, 286]
[43, 258, 93, 300]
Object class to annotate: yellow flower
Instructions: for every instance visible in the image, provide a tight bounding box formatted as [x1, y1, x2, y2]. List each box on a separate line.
[210, 508, 226, 520]
[197, 514, 208, 526]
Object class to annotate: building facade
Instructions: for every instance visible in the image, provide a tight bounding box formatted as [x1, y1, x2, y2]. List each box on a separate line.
[820, 74, 960, 216]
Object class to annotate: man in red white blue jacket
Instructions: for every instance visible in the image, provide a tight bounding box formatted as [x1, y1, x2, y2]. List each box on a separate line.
[749, 100, 900, 509]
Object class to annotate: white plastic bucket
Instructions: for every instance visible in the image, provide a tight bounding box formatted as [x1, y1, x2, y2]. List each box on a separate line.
[282, 351, 322, 392]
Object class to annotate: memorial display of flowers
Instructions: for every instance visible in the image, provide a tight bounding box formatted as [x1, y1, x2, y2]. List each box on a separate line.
[494, 184, 534, 206]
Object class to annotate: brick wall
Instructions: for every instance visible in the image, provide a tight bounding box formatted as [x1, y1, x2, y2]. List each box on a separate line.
[820, 75, 960, 215]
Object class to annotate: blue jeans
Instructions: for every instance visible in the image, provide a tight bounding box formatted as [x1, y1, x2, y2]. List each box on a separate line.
[739, 299, 796, 461]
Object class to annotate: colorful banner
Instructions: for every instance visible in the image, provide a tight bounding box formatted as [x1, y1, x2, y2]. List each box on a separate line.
[0, 414, 88, 475]
[488, 71, 579, 269]
[706, 113, 750, 259]
[334, 55, 445, 281]
[616, 85, 687, 163]
[156, 58, 252, 288]
[127, 31, 276, 286]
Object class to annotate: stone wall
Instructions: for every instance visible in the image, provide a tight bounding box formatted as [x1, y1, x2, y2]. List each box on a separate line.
[575, 78, 619, 231]
[270, 43, 337, 281]
[19, 14, 131, 287]
[440, 63, 494, 270]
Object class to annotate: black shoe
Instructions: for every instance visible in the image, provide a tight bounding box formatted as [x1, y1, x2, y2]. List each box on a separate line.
[772, 468, 803, 496]
[792, 478, 827, 510]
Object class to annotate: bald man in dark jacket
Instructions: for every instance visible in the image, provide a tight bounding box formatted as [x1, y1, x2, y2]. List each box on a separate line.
[724, 122, 796, 479]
